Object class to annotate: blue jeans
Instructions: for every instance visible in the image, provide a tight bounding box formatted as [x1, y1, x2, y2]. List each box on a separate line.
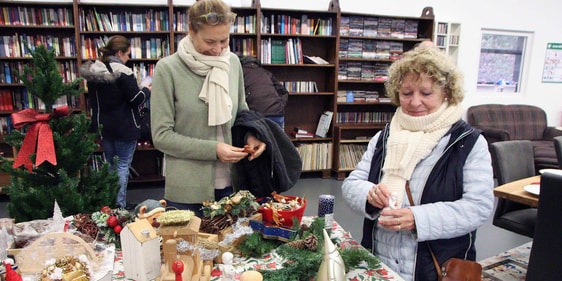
[166, 186, 234, 217]
[103, 139, 137, 208]
[266, 115, 284, 128]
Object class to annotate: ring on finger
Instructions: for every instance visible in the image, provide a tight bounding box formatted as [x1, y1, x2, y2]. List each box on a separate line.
[397, 224, 401, 231]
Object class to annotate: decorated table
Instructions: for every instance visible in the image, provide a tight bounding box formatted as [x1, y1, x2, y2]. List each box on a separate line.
[111, 216, 404, 281]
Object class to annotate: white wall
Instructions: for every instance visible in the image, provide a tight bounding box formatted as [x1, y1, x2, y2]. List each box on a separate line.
[260, 0, 562, 126]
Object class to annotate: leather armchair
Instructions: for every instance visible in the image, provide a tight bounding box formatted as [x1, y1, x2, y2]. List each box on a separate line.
[467, 104, 562, 172]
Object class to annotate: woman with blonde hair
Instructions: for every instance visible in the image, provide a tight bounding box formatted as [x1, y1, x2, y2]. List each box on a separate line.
[342, 47, 494, 280]
[150, 0, 265, 214]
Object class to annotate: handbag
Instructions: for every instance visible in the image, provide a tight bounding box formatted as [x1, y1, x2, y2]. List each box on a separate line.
[405, 182, 483, 281]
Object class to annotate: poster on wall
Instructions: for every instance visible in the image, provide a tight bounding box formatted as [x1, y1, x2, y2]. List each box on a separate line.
[542, 42, 562, 83]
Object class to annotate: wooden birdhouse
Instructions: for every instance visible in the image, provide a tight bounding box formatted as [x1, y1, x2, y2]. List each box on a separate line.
[120, 219, 161, 281]
[158, 216, 201, 257]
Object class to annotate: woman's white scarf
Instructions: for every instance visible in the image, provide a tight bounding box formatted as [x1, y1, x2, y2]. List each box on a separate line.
[381, 102, 463, 210]
[177, 35, 232, 126]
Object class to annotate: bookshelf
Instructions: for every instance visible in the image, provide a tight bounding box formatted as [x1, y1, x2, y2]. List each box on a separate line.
[434, 21, 460, 65]
[0, 0, 435, 182]
[334, 7, 435, 179]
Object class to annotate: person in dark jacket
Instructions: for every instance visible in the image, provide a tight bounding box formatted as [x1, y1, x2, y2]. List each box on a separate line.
[240, 56, 288, 128]
[341, 47, 494, 280]
[80, 35, 151, 209]
[232, 110, 302, 197]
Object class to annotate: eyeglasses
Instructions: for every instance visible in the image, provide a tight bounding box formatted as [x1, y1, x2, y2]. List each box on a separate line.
[196, 12, 237, 25]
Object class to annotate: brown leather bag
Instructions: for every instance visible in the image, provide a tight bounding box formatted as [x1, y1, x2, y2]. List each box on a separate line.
[405, 182, 483, 281]
[439, 257, 482, 281]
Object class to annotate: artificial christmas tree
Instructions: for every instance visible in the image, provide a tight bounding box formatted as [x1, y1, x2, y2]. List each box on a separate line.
[0, 45, 119, 222]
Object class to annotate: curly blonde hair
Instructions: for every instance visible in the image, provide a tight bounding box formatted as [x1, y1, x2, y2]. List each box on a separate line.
[385, 46, 464, 106]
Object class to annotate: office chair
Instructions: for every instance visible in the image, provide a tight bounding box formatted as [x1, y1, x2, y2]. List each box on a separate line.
[525, 172, 562, 281]
[490, 140, 537, 238]
[554, 136, 562, 168]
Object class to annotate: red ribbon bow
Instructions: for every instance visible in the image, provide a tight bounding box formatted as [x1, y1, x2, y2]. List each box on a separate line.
[11, 106, 70, 172]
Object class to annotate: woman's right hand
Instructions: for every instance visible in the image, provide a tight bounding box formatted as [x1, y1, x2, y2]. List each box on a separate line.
[216, 142, 247, 164]
[367, 183, 390, 209]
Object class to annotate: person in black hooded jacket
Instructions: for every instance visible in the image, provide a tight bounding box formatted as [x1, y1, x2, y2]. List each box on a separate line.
[240, 56, 288, 128]
[80, 35, 151, 209]
[232, 110, 301, 197]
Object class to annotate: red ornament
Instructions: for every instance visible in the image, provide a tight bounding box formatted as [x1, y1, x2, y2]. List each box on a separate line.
[100, 206, 111, 214]
[113, 225, 122, 234]
[172, 260, 184, 281]
[11, 106, 69, 171]
[107, 216, 119, 228]
[4, 261, 22, 281]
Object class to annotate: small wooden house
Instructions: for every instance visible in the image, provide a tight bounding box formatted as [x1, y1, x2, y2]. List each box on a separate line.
[158, 216, 201, 257]
[120, 219, 161, 281]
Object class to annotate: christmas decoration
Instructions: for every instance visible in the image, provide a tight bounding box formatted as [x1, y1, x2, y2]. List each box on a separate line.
[200, 191, 259, 235]
[4, 260, 22, 281]
[239, 217, 380, 281]
[38, 255, 90, 281]
[316, 229, 346, 281]
[91, 207, 133, 247]
[0, 45, 120, 222]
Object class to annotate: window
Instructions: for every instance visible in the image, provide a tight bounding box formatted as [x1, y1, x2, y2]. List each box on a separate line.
[476, 29, 532, 93]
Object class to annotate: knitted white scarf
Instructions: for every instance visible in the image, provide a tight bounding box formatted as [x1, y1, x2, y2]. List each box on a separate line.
[381, 102, 463, 210]
[177, 35, 232, 126]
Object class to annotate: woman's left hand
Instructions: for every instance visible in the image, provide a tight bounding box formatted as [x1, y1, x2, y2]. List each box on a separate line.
[245, 135, 266, 161]
[378, 208, 416, 232]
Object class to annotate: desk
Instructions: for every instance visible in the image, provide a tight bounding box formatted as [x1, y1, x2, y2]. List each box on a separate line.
[493, 176, 540, 207]
[112, 217, 404, 281]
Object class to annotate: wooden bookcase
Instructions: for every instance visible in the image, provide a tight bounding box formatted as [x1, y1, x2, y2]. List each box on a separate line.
[0, 0, 434, 184]
[334, 7, 435, 179]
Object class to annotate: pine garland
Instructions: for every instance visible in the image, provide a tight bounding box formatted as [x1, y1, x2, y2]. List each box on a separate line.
[237, 217, 381, 281]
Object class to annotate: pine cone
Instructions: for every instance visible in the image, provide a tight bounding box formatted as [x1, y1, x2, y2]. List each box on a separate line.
[286, 239, 306, 249]
[304, 234, 318, 251]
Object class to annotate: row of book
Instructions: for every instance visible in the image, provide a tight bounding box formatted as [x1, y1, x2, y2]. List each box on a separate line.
[0, 6, 73, 27]
[338, 61, 390, 81]
[280, 81, 318, 93]
[230, 38, 256, 57]
[1, 61, 78, 85]
[260, 38, 303, 65]
[340, 16, 418, 39]
[0, 88, 80, 113]
[295, 142, 333, 171]
[340, 39, 404, 60]
[0, 34, 76, 58]
[0, 116, 13, 136]
[338, 143, 367, 169]
[79, 8, 170, 32]
[336, 111, 394, 124]
[81, 35, 170, 60]
[260, 14, 333, 36]
[336, 90, 380, 103]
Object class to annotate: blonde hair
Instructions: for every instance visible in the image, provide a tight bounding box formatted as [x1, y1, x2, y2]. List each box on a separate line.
[385, 47, 464, 106]
[188, 0, 232, 32]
